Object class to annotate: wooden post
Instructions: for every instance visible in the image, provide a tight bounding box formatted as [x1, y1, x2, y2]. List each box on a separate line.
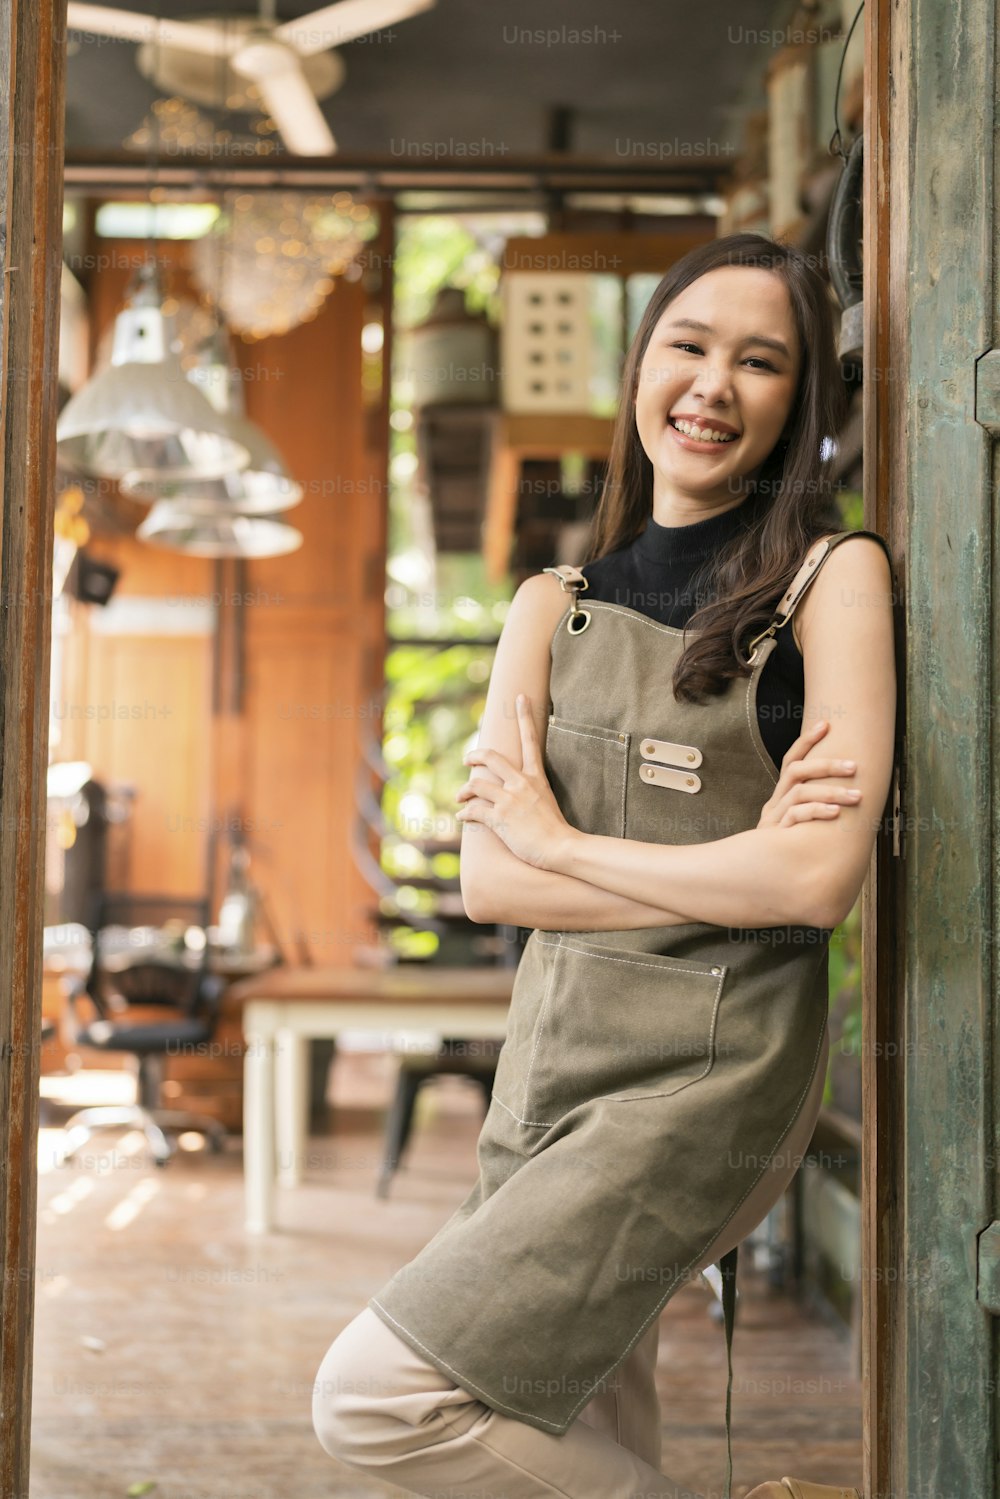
[865, 0, 997, 1494]
[0, 0, 67, 1490]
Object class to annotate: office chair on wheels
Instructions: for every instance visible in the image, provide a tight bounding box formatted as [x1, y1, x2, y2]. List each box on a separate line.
[60, 892, 228, 1167]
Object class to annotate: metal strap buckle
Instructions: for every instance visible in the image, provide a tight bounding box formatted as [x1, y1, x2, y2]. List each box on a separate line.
[542, 566, 592, 635]
[745, 613, 792, 666]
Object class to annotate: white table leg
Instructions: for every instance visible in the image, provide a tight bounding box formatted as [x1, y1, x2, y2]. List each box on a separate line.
[275, 1028, 309, 1188]
[243, 1003, 276, 1233]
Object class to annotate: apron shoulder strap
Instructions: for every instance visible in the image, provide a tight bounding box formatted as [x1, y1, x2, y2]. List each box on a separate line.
[746, 528, 892, 662]
[541, 565, 592, 635]
[542, 563, 588, 590]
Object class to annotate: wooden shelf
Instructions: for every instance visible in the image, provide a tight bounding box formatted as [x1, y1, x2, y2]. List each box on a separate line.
[483, 411, 615, 583]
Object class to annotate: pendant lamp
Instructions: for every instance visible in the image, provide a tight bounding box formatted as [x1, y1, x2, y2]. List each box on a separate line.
[128, 325, 304, 558]
[135, 505, 303, 558]
[119, 328, 304, 516]
[55, 259, 251, 482]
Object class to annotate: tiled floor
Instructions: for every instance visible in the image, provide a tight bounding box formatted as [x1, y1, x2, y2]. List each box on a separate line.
[29, 1056, 862, 1498]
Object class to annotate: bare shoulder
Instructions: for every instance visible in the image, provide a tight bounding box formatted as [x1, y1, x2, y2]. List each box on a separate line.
[793, 533, 893, 653]
[505, 569, 580, 639]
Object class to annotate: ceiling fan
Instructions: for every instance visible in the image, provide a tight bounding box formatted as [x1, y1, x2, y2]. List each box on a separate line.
[66, 0, 436, 156]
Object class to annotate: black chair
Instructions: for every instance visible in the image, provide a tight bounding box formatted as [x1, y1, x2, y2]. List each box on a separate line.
[60, 892, 227, 1167]
[376, 1035, 504, 1198]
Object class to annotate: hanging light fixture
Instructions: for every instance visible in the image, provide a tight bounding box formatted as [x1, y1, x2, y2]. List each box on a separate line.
[124, 149, 304, 559]
[129, 328, 305, 557]
[135, 506, 302, 558]
[57, 16, 251, 485]
[55, 259, 252, 482]
[119, 325, 304, 516]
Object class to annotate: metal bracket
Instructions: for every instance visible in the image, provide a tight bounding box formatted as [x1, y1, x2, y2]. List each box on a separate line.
[891, 734, 907, 860]
[974, 349, 1000, 433]
[891, 765, 903, 859]
[976, 1221, 1000, 1312]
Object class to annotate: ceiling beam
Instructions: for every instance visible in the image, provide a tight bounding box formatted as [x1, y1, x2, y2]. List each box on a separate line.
[62, 148, 733, 196]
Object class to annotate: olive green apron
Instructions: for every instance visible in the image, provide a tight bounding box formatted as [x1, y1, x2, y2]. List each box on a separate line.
[369, 529, 890, 1499]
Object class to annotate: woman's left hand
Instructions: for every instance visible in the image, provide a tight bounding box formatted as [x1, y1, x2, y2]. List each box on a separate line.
[455, 694, 573, 869]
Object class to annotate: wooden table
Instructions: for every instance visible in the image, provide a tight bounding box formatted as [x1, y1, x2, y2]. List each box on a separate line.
[229, 964, 515, 1233]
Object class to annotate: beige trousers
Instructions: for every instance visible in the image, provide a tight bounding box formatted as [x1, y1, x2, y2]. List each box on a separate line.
[311, 1022, 829, 1499]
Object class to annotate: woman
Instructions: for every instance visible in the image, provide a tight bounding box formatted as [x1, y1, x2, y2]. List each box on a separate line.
[312, 232, 897, 1499]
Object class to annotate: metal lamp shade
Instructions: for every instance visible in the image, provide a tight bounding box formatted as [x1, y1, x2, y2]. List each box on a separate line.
[135, 502, 303, 558]
[55, 304, 251, 481]
[118, 412, 303, 514]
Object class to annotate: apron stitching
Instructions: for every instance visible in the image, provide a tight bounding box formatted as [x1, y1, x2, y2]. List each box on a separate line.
[547, 725, 628, 834]
[491, 1093, 555, 1129]
[619, 731, 628, 832]
[536, 936, 725, 983]
[520, 934, 563, 1124]
[553, 1013, 830, 1429]
[367, 1297, 571, 1432]
[520, 939, 725, 1107]
[557, 602, 687, 638]
[547, 724, 625, 746]
[744, 676, 781, 784]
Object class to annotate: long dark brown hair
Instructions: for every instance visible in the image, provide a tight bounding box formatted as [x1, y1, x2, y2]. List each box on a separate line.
[583, 232, 847, 702]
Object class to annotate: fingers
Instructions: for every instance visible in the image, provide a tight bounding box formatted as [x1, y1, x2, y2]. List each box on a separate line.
[456, 777, 500, 805]
[455, 795, 492, 824]
[780, 755, 858, 789]
[463, 745, 515, 778]
[780, 718, 830, 769]
[779, 801, 845, 827]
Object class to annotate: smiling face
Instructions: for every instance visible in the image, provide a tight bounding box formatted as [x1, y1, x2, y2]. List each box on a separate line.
[633, 264, 802, 523]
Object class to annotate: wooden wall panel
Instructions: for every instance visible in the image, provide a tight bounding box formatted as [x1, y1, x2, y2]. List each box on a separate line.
[78, 633, 213, 894]
[242, 620, 371, 964]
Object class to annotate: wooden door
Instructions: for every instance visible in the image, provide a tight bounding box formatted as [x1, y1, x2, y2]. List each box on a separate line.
[864, 0, 999, 1495]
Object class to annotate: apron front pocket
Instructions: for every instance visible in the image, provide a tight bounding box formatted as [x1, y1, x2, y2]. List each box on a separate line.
[523, 936, 729, 1125]
[545, 716, 630, 840]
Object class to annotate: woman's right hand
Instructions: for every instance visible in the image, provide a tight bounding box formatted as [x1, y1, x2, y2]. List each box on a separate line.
[756, 719, 863, 830]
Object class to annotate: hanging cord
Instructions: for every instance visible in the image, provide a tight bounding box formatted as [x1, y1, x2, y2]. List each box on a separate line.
[212, 16, 229, 327]
[142, 15, 163, 277]
[829, 1, 865, 163]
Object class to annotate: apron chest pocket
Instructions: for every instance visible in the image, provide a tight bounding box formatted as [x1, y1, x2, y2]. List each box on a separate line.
[523, 936, 729, 1125]
[544, 716, 630, 840]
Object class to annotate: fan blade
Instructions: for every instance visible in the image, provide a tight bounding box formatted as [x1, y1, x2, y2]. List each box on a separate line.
[275, 0, 436, 57]
[67, 2, 241, 56]
[240, 51, 337, 155]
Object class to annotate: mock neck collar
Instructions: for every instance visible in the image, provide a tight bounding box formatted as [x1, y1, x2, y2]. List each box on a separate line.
[633, 499, 753, 564]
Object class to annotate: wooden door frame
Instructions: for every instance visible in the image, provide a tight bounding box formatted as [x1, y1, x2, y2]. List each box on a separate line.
[4, 1, 997, 1494]
[0, 0, 68, 1490]
[864, 0, 997, 1496]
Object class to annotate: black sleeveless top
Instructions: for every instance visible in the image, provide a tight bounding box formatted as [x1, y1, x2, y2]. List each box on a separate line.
[579, 501, 804, 773]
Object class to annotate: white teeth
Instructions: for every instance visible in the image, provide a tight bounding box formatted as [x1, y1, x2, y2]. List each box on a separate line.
[671, 418, 737, 443]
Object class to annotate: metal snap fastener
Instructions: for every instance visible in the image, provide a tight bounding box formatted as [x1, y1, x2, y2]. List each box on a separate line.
[710, 966, 722, 976]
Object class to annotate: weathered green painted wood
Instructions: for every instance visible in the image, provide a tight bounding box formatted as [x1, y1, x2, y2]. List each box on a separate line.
[974, 350, 1000, 432]
[977, 1222, 1000, 1315]
[890, 0, 997, 1493]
